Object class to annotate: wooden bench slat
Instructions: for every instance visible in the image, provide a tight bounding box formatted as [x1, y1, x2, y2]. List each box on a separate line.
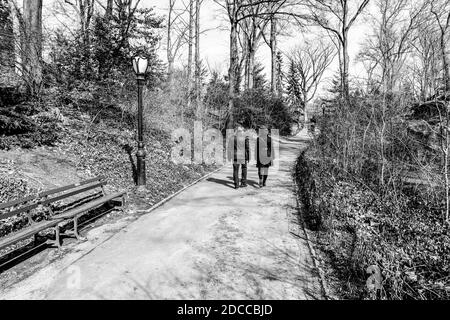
[0, 177, 104, 213]
[0, 202, 40, 221]
[0, 181, 106, 221]
[0, 218, 64, 249]
[53, 192, 125, 220]
[38, 176, 105, 198]
[0, 195, 37, 211]
[40, 181, 107, 206]
[0, 176, 125, 253]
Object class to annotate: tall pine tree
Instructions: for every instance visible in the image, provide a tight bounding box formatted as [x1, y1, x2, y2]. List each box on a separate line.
[286, 60, 302, 110]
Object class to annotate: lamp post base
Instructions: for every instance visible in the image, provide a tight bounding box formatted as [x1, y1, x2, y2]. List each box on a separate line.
[136, 185, 147, 194]
[136, 142, 146, 187]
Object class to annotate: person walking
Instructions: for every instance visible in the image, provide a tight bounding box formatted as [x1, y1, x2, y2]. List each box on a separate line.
[256, 125, 274, 188]
[227, 124, 250, 189]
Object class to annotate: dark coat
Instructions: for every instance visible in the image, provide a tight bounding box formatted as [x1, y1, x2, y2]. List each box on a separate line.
[256, 135, 274, 168]
[227, 134, 250, 164]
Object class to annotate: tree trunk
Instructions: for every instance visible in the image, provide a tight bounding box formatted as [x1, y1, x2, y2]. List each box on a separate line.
[106, 0, 113, 18]
[246, 16, 258, 90]
[342, 34, 350, 102]
[420, 62, 428, 102]
[244, 39, 249, 89]
[168, 59, 174, 85]
[248, 45, 255, 90]
[445, 148, 449, 223]
[195, 0, 201, 118]
[187, 0, 194, 108]
[1, 1, 14, 73]
[270, 16, 278, 96]
[440, 34, 450, 92]
[9, 2, 21, 75]
[228, 20, 238, 128]
[341, 1, 350, 103]
[76, 0, 94, 78]
[167, 0, 174, 87]
[336, 40, 343, 95]
[22, 0, 42, 96]
[276, 51, 283, 94]
[303, 90, 308, 123]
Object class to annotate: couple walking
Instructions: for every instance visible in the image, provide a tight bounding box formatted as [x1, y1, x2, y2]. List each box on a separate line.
[227, 124, 275, 189]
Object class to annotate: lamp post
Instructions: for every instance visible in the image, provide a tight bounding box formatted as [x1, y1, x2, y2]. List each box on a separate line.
[132, 52, 149, 187]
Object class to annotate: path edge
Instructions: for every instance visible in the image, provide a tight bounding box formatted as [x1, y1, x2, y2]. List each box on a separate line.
[292, 164, 333, 300]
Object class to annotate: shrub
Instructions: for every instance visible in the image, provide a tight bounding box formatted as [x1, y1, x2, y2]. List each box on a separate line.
[234, 88, 294, 135]
[296, 92, 450, 299]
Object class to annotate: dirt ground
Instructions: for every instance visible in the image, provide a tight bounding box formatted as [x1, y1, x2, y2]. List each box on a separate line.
[0, 146, 82, 191]
[0, 131, 324, 300]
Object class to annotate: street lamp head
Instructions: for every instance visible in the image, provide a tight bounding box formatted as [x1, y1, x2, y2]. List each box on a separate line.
[132, 52, 149, 78]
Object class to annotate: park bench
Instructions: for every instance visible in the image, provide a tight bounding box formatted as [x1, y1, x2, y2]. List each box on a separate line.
[0, 176, 126, 253]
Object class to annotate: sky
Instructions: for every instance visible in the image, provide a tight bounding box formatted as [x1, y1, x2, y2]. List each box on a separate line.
[41, 0, 373, 98]
[148, 0, 371, 97]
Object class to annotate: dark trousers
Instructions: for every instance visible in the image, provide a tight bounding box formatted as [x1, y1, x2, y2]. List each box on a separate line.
[233, 163, 247, 187]
[258, 167, 269, 185]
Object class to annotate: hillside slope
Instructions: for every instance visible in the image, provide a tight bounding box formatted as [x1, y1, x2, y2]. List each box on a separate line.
[0, 100, 216, 251]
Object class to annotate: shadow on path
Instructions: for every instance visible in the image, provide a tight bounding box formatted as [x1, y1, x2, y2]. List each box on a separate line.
[207, 176, 261, 189]
[206, 177, 235, 189]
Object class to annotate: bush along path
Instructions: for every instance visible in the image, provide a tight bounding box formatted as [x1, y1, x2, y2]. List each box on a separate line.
[294, 148, 450, 300]
[0, 131, 324, 300]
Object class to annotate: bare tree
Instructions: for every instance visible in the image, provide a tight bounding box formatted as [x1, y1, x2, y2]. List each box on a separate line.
[0, 1, 15, 79]
[213, 0, 286, 127]
[410, 21, 440, 102]
[359, 0, 425, 94]
[106, 0, 113, 18]
[429, 0, 450, 93]
[303, 0, 370, 103]
[258, 1, 292, 96]
[428, 0, 450, 223]
[288, 40, 335, 123]
[194, 0, 202, 117]
[64, 0, 95, 47]
[166, 0, 189, 86]
[187, 0, 194, 110]
[180, 0, 208, 117]
[213, 0, 245, 127]
[270, 15, 278, 95]
[21, 0, 43, 96]
[358, 0, 426, 187]
[238, 2, 269, 90]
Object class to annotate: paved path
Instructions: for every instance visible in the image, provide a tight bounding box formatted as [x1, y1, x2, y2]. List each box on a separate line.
[1, 131, 323, 300]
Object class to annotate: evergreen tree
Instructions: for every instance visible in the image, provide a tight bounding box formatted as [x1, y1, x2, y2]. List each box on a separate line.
[91, 6, 164, 85]
[204, 71, 229, 112]
[253, 61, 267, 90]
[50, 5, 165, 89]
[286, 60, 302, 109]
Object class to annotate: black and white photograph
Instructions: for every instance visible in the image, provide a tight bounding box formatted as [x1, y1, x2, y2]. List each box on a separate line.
[0, 0, 449, 306]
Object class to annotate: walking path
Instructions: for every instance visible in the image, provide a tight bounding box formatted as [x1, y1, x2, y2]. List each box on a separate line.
[0, 130, 324, 299]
